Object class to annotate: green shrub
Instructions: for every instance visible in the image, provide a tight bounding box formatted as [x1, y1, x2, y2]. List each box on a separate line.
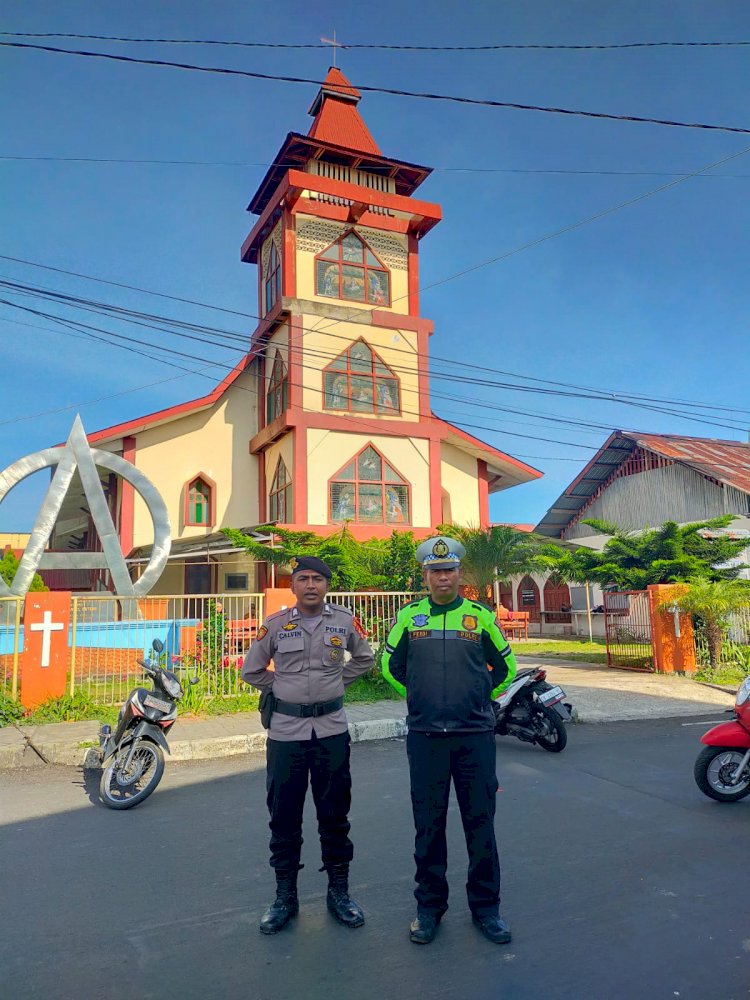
[0, 689, 24, 727]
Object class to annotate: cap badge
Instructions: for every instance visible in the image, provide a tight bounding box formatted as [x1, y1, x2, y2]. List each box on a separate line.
[432, 539, 449, 558]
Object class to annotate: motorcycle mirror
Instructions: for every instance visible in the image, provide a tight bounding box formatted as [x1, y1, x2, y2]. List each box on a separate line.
[152, 638, 164, 654]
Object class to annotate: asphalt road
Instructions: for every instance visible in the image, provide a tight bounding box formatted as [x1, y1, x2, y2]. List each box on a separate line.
[1, 718, 748, 1000]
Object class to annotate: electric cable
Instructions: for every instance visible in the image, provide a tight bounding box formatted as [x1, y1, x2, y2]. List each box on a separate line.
[3, 40, 750, 136]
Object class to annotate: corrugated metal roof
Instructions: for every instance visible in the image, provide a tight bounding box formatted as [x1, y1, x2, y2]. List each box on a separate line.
[307, 68, 381, 155]
[625, 432, 750, 493]
[534, 430, 750, 537]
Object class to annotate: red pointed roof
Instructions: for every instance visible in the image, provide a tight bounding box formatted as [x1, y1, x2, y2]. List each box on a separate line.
[306, 67, 381, 155]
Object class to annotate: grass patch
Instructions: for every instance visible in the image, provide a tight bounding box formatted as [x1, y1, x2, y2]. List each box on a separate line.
[695, 664, 748, 688]
[345, 669, 403, 703]
[512, 639, 608, 665]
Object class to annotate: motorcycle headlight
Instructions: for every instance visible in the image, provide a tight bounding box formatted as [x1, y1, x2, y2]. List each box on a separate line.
[736, 677, 750, 707]
[161, 673, 183, 699]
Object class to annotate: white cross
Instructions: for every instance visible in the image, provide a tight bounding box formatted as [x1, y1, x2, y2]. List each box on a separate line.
[321, 30, 344, 67]
[29, 611, 65, 668]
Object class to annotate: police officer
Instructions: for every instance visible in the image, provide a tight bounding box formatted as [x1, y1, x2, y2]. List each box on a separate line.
[382, 536, 517, 945]
[242, 556, 374, 934]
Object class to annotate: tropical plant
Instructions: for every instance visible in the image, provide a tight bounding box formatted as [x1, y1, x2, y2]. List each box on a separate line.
[0, 549, 47, 592]
[660, 578, 750, 670]
[221, 525, 418, 592]
[542, 516, 749, 591]
[438, 524, 543, 603]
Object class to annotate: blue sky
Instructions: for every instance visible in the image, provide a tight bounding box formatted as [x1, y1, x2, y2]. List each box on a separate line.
[2, 1, 749, 531]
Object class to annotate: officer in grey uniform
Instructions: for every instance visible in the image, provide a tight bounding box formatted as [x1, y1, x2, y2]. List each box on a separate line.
[242, 556, 374, 934]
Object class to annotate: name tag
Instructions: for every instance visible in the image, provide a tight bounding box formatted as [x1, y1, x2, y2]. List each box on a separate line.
[277, 630, 303, 640]
[411, 630, 432, 640]
[324, 626, 347, 635]
[457, 631, 481, 643]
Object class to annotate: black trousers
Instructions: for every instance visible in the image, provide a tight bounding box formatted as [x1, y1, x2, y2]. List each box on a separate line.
[406, 730, 501, 919]
[266, 731, 354, 874]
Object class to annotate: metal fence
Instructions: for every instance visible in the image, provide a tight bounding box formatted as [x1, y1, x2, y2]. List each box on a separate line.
[604, 590, 655, 671]
[328, 591, 420, 648]
[693, 604, 750, 670]
[0, 596, 22, 699]
[69, 593, 265, 704]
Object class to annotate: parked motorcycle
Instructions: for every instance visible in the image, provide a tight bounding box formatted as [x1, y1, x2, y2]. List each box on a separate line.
[694, 675, 750, 802]
[98, 639, 194, 809]
[492, 666, 572, 752]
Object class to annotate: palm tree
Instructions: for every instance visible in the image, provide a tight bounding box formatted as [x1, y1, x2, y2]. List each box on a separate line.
[440, 524, 542, 605]
[663, 579, 750, 670]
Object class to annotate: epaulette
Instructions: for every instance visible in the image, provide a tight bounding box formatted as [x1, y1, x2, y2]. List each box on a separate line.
[266, 607, 293, 622]
[469, 601, 493, 614]
[327, 602, 353, 615]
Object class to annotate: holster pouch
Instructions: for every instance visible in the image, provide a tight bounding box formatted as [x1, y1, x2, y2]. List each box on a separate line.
[259, 689, 276, 729]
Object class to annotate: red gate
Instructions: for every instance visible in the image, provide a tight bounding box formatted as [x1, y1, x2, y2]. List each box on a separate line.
[604, 590, 654, 671]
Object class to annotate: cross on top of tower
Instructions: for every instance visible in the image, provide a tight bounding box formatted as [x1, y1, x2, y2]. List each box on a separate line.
[320, 30, 344, 67]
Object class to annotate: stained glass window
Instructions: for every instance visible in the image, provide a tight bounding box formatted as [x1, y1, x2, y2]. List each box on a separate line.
[186, 476, 213, 526]
[322, 340, 400, 415]
[264, 242, 281, 315]
[269, 459, 292, 524]
[329, 445, 410, 525]
[314, 230, 390, 305]
[266, 352, 288, 424]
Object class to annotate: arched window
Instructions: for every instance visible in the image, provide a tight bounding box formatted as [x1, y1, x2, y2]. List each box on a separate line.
[329, 444, 410, 525]
[266, 351, 288, 424]
[315, 230, 390, 305]
[323, 339, 400, 415]
[269, 458, 292, 524]
[185, 474, 215, 527]
[264, 241, 281, 314]
[516, 575, 541, 623]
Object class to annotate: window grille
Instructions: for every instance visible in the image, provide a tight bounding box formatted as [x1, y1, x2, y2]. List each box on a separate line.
[323, 339, 399, 415]
[329, 444, 409, 524]
[315, 230, 390, 306]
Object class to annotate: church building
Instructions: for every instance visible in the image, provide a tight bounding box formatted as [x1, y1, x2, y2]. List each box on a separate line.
[60, 68, 541, 594]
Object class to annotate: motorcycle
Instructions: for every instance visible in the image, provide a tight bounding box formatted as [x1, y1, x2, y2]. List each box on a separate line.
[694, 675, 750, 803]
[98, 638, 195, 810]
[492, 666, 572, 753]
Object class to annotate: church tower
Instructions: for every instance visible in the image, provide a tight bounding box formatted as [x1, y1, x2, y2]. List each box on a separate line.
[242, 68, 536, 538]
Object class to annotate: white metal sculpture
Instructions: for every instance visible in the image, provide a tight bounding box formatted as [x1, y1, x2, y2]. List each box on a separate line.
[0, 415, 170, 598]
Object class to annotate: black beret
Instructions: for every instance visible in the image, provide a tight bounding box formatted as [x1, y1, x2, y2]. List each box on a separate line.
[290, 555, 332, 579]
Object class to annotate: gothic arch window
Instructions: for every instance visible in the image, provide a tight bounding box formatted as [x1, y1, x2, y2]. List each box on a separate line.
[516, 575, 541, 623]
[264, 241, 281, 315]
[329, 444, 410, 525]
[315, 230, 390, 306]
[266, 351, 288, 424]
[269, 458, 292, 524]
[323, 339, 400, 415]
[184, 473, 216, 527]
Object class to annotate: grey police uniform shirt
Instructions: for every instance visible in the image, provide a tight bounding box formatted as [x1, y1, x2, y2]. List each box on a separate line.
[241, 602, 374, 741]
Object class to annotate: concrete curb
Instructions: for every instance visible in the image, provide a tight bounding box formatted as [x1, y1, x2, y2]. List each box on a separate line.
[0, 718, 410, 770]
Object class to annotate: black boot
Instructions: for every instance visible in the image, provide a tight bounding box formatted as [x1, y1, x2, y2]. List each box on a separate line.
[259, 872, 299, 935]
[326, 864, 365, 928]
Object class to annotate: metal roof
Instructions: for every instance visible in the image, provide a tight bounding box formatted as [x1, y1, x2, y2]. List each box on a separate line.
[534, 431, 750, 537]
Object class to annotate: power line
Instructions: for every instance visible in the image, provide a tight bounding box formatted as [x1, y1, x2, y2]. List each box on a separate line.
[3, 40, 750, 136]
[3, 31, 749, 51]
[3, 257, 750, 421]
[3, 154, 750, 181]
[3, 275, 749, 432]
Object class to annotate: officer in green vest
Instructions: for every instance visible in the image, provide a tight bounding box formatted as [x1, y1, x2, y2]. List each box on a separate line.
[382, 536, 517, 945]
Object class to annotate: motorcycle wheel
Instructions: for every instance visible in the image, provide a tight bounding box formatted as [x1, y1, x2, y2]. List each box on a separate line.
[532, 705, 567, 753]
[694, 745, 750, 803]
[99, 738, 165, 810]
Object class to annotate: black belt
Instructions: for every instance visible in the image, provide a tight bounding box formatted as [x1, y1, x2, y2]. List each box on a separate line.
[273, 697, 344, 718]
